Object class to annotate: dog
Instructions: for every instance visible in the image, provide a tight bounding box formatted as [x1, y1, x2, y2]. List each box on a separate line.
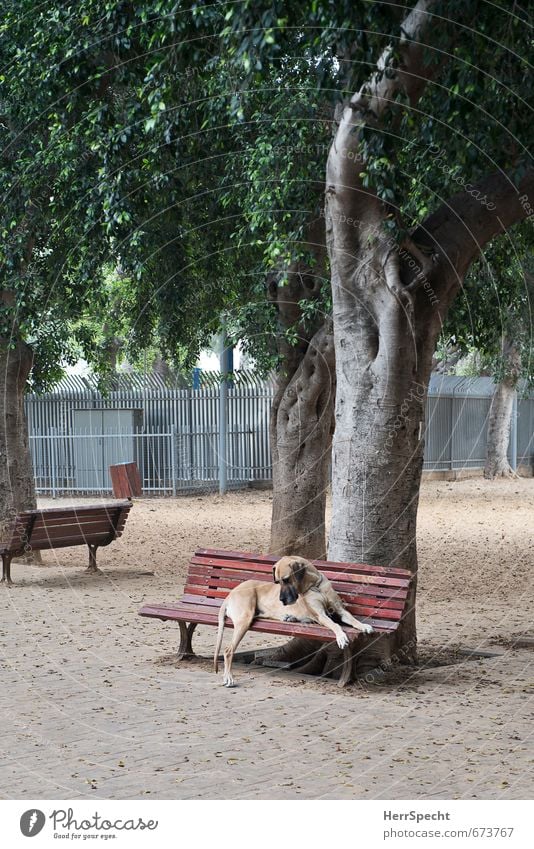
[214, 555, 373, 686]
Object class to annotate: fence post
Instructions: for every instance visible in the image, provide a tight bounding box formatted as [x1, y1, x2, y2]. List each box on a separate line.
[219, 338, 233, 495]
[450, 392, 457, 471]
[510, 391, 518, 472]
[170, 424, 177, 496]
[50, 427, 57, 498]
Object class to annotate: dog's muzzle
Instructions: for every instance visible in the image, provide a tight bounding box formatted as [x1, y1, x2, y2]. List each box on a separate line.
[279, 586, 298, 605]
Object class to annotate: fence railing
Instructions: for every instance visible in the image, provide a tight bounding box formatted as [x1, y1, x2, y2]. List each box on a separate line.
[29, 425, 273, 496]
[27, 376, 534, 496]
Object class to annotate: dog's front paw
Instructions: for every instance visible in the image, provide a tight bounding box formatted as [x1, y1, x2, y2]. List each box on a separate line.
[360, 623, 374, 634]
[336, 632, 349, 649]
[283, 614, 298, 622]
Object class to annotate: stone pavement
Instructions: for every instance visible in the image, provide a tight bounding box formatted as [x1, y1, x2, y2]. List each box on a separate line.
[1, 563, 531, 800]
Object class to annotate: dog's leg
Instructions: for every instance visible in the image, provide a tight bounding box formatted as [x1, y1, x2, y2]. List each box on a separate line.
[338, 608, 374, 634]
[223, 614, 254, 687]
[305, 600, 351, 649]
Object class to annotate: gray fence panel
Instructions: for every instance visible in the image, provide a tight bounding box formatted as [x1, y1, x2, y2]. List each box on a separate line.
[423, 396, 452, 470]
[453, 396, 492, 469]
[26, 375, 534, 495]
[517, 398, 534, 464]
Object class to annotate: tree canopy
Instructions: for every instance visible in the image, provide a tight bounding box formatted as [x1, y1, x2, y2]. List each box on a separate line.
[2, 1, 530, 387]
[440, 224, 533, 385]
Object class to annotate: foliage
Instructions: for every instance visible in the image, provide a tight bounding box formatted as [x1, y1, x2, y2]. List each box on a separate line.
[440, 224, 534, 384]
[1, 1, 531, 387]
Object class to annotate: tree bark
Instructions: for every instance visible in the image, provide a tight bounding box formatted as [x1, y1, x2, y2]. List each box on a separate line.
[269, 321, 335, 559]
[268, 215, 334, 560]
[484, 340, 520, 479]
[0, 340, 37, 536]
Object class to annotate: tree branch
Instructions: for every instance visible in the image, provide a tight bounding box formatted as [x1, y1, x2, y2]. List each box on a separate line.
[326, 0, 439, 216]
[417, 166, 534, 296]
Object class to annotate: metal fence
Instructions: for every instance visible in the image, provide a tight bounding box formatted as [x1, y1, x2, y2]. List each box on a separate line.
[425, 375, 534, 471]
[26, 373, 273, 495]
[26, 373, 534, 496]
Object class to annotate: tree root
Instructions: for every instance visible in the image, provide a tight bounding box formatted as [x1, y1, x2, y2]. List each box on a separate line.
[484, 461, 517, 480]
[256, 633, 405, 683]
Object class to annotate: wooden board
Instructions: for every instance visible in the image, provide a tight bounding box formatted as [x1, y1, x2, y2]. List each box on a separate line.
[194, 547, 411, 577]
[110, 463, 142, 498]
[139, 601, 398, 635]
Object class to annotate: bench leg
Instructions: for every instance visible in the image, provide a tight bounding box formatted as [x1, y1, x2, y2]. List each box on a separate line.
[86, 545, 99, 573]
[1, 553, 13, 585]
[337, 645, 353, 688]
[178, 622, 197, 660]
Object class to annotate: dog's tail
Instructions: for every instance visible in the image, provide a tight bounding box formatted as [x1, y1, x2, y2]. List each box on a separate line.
[214, 597, 228, 673]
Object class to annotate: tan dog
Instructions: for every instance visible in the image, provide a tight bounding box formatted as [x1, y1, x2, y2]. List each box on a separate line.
[214, 555, 373, 686]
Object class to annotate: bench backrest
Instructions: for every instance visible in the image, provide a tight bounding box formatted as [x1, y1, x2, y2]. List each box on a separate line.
[186, 548, 412, 632]
[3, 501, 132, 555]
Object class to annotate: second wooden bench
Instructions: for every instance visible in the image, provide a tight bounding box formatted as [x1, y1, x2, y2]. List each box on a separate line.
[0, 500, 133, 584]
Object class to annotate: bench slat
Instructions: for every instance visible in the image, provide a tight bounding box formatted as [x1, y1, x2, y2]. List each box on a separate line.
[184, 580, 407, 611]
[195, 547, 411, 578]
[180, 590, 403, 621]
[157, 597, 402, 631]
[14, 502, 131, 519]
[17, 531, 112, 551]
[192, 560, 411, 590]
[28, 513, 128, 531]
[139, 602, 399, 634]
[9, 524, 123, 547]
[183, 580, 406, 610]
[189, 560, 409, 589]
[28, 519, 123, 539]
[188, 564, 409, 595]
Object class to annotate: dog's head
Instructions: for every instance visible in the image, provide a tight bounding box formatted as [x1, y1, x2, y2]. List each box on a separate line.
[272, 555, 318, 605]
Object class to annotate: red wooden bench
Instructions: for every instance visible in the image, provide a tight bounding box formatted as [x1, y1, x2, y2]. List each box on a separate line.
[0, 501, 133, 584]
[139, 548, 412, 686]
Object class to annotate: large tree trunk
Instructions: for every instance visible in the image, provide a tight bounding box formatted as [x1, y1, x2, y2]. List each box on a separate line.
[484, 340, 520, 479]
[0, 340, 37, 534]
[261, 218, 335, 670]
[268, 216, 334, 560]
[323, 0, 444, 669]
[326, 256, 436, 664]
[269, 321, 335, 560]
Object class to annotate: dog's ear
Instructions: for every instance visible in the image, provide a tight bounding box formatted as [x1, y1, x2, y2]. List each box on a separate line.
[272, 566, 279, 584]
[290, 559, 307, 585]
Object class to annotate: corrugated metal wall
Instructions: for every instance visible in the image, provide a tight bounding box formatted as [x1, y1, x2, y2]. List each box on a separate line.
[25, 373, 534, 495]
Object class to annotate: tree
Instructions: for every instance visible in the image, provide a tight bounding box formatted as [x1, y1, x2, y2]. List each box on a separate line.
[0, 0, 223, 526]
[323, 0, 532, 665]
[0, 10, 105, 527]
[1, 1, 412, 563]
[213, 0, 533, 670]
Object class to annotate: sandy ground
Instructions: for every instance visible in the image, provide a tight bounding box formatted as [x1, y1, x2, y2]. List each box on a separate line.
[0, 478, 532, 800]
